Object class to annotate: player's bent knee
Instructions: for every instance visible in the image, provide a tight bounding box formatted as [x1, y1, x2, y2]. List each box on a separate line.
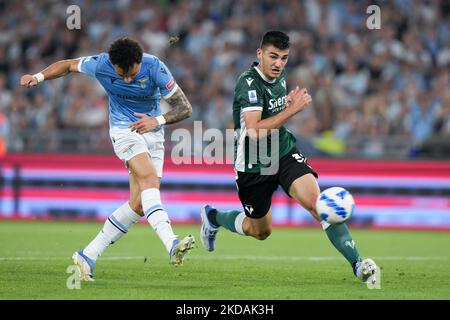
[254, 229, 272, 240]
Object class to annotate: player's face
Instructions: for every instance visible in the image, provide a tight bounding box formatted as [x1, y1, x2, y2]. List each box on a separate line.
[257, 45, 289, 80]
[114, 63, 141, 83]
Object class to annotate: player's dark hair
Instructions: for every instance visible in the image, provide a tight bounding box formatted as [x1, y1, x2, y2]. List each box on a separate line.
[108, 37, 143, 73]
[260, 31, 290, 50]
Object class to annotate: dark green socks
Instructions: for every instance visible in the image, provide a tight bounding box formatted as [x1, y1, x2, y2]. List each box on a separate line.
[209, 209, 243, 233]
[323, 222, 360, 266]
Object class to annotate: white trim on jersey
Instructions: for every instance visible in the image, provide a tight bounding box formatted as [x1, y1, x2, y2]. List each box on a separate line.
[235, 109, 248, 172]
[253, 66, 277, 83]
[242, 106, 263, 112]
[163, 83, 179, 99]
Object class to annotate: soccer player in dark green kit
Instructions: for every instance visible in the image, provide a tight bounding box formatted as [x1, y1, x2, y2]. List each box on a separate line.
[200, 31, 378, 285]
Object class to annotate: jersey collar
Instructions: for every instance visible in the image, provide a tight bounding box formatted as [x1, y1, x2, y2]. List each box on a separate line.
[252, 62, 277, 84]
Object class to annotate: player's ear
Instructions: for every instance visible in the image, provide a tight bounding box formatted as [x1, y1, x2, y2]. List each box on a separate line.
[256, 48, 262, 60]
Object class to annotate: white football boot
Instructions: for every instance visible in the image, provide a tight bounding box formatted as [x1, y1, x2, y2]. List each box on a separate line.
[169, 235, 195, 266]
[355, 258, 378, 285]
[72, 250, 95, 282]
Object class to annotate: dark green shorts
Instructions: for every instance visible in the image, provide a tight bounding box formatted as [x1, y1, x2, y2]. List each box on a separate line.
[236, 147, 318, 219]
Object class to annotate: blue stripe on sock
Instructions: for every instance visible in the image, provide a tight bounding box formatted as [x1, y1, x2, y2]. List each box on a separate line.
[108, 215, 128, 234]
[144, 205, 164, 219]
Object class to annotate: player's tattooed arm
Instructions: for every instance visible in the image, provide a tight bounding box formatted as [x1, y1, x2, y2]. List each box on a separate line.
[163, 87, 193, 124]
[129, 87, 192, 134]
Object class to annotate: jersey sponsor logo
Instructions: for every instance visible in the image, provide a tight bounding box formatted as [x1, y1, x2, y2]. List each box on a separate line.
[166, 78, 175, 90]
[160, 67, 167, 75]
[268, 95, 287, 111]
[114, 93, 152, 100]
[248, 90, 258, 104]
[246, 77, 254, 86]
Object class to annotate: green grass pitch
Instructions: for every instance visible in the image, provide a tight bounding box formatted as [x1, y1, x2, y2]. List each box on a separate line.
[0, 221, 449, 299]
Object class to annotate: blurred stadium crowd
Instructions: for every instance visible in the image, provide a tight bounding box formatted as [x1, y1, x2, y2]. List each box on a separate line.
[0, 0, 449, 158]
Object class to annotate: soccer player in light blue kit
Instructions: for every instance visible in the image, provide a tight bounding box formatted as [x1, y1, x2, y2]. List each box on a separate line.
[20, 38, 195, 281]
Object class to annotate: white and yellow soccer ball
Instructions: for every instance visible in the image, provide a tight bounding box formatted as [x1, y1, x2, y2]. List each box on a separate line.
[316, 187, 355, 224]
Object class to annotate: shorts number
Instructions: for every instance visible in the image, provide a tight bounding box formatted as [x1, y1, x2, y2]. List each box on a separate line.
[292, 153, 306, 163]
[292, 152, 313, 169]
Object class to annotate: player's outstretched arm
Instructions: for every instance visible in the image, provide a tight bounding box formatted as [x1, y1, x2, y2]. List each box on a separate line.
[163, 86, 193, 124]
[20, 59, 81, 88]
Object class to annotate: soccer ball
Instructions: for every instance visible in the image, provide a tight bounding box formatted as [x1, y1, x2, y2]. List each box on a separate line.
[315, 187, 355, 224]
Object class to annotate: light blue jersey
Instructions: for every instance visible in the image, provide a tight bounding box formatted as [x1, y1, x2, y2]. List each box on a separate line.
[78, 52, 177, 129]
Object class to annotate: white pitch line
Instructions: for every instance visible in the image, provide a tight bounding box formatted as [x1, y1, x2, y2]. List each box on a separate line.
[0, 255, 448, 261]
[0, 256, 147, 261]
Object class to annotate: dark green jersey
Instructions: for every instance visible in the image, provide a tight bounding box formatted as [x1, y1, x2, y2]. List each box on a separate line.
[233, 62, 296, 173]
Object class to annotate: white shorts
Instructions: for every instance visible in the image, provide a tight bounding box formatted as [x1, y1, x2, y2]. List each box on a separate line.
[109, 127, 165, 177]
